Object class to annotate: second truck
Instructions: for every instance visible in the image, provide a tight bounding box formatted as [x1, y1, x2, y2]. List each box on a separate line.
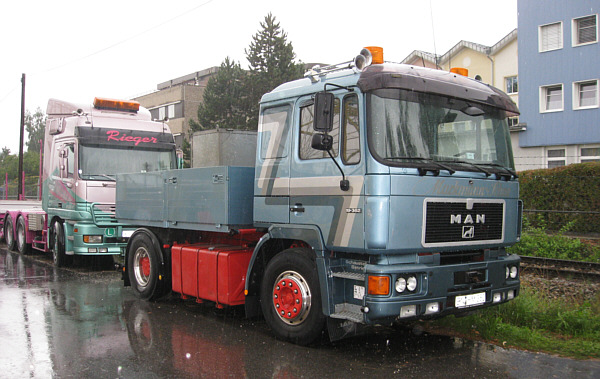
[0, 97, 177, 266]
[117, 47, 522, 344]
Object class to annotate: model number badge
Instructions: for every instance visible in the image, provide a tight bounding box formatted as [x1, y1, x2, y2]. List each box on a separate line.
[346, 208, 362, 214]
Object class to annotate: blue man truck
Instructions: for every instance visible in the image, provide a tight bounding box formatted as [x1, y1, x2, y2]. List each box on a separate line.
[117, 47, 522, 345]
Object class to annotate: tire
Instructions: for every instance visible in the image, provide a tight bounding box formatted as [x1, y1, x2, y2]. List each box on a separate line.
[52, 220, 72, 267]
[4, 215, 16, 251]
[260, 248, 326, 345]
[127, 232, 165, 301]
[16, 217, 31, 255]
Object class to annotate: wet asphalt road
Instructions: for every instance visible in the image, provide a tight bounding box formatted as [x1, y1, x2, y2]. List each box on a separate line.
[1, 246, 599, 379]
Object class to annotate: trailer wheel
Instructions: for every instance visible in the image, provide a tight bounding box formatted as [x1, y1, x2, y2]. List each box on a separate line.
[4, 215, 16, 251]
[127, 232, 164, 300]
[260, 248, 326, 345]
[16, 217, 31, 255]
[52, 221, 71, 267]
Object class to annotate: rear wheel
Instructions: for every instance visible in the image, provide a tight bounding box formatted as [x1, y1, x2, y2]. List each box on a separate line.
[4, 215, 16, 251]
[127, 232, 165, 300]
[16, 217, 31, 255]
[260, 248, 326, 345]
[52, 220, 71, 267]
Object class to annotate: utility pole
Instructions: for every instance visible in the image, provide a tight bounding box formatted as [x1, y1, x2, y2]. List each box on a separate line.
[18, 73, 25, 200]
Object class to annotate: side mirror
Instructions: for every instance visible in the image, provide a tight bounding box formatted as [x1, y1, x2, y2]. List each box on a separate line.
[313, 92, 334, 132]
[311, 133, 333, 151]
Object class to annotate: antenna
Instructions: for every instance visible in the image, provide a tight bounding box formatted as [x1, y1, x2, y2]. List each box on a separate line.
[429, 0, 440, 69]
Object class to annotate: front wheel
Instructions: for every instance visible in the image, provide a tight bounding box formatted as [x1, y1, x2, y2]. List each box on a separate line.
[52, 220, 72, 267]
[260, 248, 326, 345]
[4, 215, 16, 251]
[127, 232, 166, 300]
[16, 217, 31, 255]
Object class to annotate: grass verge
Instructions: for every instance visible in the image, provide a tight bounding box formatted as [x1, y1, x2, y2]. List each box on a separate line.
[418, 284, 600, 359]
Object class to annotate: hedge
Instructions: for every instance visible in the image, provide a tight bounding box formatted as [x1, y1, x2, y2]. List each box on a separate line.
[518, 162, 600, 234]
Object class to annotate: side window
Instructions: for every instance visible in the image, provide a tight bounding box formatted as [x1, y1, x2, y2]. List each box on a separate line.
[65, 144, 75, 178]
[342, 95, 360, 164]
[259, 105, 291, 160]
[299, 99, 340, 160]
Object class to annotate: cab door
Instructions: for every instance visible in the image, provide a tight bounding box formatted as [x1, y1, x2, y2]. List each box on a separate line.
[48, 141, 77, 212]
[289, 93, 365, 250]
[253, 103, 293, 226]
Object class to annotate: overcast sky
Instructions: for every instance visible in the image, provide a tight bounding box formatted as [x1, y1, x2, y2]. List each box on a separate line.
[0, 0, 517, 153]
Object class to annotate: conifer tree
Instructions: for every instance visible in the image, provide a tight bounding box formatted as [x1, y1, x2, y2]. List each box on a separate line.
[244, 13, 304, 128]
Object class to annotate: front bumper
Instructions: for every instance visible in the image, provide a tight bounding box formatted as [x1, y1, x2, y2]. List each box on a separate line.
[361, 254, 520, 325]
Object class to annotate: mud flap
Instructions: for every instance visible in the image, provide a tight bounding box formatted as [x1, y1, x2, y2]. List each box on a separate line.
[327, 317, 372, 342]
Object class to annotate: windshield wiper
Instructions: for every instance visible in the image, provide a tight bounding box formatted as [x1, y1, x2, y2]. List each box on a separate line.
[386, 157, 455, 176]
[476, 163, 518, 179]
[83, 174, 116, 181]
[437, 159, 492, 177]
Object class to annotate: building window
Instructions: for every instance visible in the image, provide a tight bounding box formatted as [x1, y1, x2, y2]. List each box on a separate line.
[507, 116, 520, 128]
[581, 147, 600, 163]
[505, 76, 518, 94]
[539, 22, 563, 52]
[573, 80, 599, 109]
[573, 15, 598, 46]
[540, 84, 563, 112]
[547, 148, 565, 168]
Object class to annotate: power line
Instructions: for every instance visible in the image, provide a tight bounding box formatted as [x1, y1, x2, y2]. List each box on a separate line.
[38, 0, 216, 75]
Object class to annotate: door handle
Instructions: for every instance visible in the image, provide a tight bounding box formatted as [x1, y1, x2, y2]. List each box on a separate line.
[290, 204, 305, 213]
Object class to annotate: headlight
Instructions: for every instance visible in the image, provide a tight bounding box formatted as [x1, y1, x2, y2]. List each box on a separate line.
[510, 266, 518, 279]
[83, 235, 103, 244]
[395, 277, 407, 293]
[407, 276, 418, 292]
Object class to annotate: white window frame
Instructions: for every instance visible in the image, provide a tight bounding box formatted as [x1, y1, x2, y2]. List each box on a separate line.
[539, 84, 564, 113]
[572, 14, 598, 47]
[580, 145, 600, 163]
[573, 79, 599, 110]
[546, 147, 566, 168]
[539, 21, 563, 52]
[505, 76, 518, 94]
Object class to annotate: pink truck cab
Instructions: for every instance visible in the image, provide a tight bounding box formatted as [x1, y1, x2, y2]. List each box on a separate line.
[1, 97, 177, 266]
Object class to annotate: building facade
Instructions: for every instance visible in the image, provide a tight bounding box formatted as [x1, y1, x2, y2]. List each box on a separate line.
[133, 67, 219, 149]
[517, 0, 600, 169]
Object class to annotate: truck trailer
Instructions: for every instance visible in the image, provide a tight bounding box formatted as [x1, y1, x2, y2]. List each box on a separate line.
[117, 47, 522, 344]
[0, 97, 177, 266]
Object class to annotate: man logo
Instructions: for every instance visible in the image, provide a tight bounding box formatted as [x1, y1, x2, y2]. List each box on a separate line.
[462, 226, 475, 239]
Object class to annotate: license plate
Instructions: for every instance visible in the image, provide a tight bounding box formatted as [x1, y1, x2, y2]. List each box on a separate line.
[455, 292, 486, 308]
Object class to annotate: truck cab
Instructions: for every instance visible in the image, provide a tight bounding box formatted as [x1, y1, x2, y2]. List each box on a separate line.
[249, 48, 521, 340]
[43, 97, 177, 266]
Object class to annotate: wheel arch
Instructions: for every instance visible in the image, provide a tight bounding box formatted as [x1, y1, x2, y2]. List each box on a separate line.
[244, 225, 331, 319]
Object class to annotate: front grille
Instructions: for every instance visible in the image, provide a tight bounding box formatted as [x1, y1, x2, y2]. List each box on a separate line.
[423, 200, 504, 246]
[91, 203, 119, 226]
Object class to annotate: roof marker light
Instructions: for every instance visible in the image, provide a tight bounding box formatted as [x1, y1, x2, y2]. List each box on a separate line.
[450, 67, 469, 77]
[93, 97, 140, 112]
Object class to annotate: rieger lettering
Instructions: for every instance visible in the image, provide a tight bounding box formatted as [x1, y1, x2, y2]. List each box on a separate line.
[106, 130, 158, 146]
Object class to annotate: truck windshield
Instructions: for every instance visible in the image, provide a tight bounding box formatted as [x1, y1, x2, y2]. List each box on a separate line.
[367, 88, 515, 171]
[78, 146, 175, 181]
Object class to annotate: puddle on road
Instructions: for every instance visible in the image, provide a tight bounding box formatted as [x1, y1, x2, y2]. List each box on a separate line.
[1, 248, 599, 378]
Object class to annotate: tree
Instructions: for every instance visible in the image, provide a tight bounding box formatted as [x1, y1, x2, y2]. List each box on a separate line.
[0, 147, 10, 164]
[244, 13, 305, 128]
[25, 107, 46, 153]
[189, 57, 248, 131]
